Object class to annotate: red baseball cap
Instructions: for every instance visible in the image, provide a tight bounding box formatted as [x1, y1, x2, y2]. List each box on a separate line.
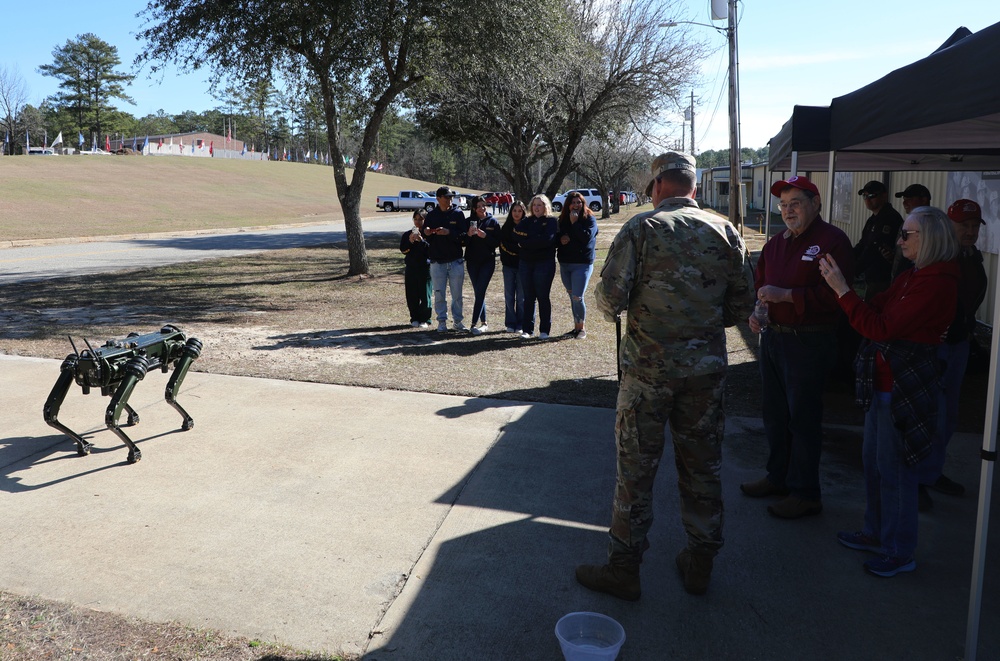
[947, 198, 985, 224]
[770, 175, 820, 198]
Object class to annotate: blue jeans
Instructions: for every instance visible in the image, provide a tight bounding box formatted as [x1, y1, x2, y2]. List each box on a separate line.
[559, 262, 594, 325]
[429, 259, 464, 324]
[519, 259, 556, 334]
[920, 340, 970, 483]
[759, 329, 836, 500]
[863, 392, 920, 559]
[502, 264, 525, 330]
[466, 258, 496, 326]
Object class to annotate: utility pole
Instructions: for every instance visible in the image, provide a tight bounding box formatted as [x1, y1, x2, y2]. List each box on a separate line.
[690, 90, 696, 155]
[726, 0, 742, 233]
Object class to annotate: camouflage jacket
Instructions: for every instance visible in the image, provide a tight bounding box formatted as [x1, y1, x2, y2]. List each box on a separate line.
[595, 197, 754, 379]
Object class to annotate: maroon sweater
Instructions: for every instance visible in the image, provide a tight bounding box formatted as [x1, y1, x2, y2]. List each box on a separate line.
[755, 216, 854, 327]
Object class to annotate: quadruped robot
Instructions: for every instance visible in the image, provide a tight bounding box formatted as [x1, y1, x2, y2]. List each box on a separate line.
[43, 325, 203, 464]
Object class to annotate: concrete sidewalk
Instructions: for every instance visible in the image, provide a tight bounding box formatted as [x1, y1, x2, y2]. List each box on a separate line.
[1, 354, 998, 659]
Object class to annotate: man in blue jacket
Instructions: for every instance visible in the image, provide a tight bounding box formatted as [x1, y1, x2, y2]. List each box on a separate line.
[423, 186, 470, 332]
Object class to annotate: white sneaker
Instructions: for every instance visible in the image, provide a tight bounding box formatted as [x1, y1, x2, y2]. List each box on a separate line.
[471, 326, 483, 335]
[505, 326, 517, 333]
[520, 331, 532, 339]
[539, 332, 549, 339]
[437, 322, 448, 332]
[453, 321, 467, 331]
[411, 321, 421, 327]
[419, 322, 431, 328]
[479, 324, 488, 333]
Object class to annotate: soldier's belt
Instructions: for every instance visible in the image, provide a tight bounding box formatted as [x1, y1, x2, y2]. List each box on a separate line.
[766, 323, 836, 334]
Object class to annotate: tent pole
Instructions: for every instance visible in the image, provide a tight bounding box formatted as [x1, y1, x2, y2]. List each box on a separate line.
[964, 256, 1000, 661]
[824, 151, 836, 221]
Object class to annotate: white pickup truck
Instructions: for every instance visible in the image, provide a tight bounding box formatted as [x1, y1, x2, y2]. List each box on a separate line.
[376, 190, 437, 212]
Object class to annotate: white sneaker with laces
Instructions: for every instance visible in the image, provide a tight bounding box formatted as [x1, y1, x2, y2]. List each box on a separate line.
[411, 321, 421, 327]
[539, 332, 549, 339]
[520, 331, 531, 339]
[471, 326, 483, 335]
[505, 326, 517, 333]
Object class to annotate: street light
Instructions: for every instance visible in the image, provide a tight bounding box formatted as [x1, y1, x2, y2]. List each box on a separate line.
[660, 0, 741, 233]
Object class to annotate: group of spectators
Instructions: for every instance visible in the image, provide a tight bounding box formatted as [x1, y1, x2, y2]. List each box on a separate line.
[572, 152, 988, 603]
[484, 191, 514, 216]
[399, 186, 598, 340]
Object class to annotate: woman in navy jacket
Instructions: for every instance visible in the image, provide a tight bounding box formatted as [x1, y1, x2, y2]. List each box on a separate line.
[515, 194, 559, 338]
[556, 191, 599, 339]
[464, 195, 502, 335]
[500, 200, 529, 333]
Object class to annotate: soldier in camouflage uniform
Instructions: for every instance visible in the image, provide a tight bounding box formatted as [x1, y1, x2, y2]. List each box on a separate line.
[575, 151, 754, 599]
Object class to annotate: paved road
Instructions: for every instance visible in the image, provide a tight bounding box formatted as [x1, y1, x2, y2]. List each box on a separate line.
[0, 213, 419, 284]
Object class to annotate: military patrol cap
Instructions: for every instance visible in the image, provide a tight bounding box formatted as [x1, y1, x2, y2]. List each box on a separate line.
[645, 151, 697, 197]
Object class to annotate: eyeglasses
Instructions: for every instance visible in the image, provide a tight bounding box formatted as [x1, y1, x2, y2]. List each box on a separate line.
[900, 229, 921, 241]
[777, 200, 806, 212]
[863, 193, 880, 200]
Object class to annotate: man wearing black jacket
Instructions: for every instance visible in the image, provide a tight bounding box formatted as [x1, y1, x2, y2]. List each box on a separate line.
[423, 186, 470, 332]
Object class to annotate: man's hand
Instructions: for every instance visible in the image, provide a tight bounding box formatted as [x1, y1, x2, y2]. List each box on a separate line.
[748, 313, 762, 334]
[436, 227, 450, 236]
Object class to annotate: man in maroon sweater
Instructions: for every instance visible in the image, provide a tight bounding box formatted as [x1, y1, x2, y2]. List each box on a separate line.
[742, 175, 854, 519]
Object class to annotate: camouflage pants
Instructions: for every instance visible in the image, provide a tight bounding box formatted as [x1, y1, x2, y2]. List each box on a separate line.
[608, 371, 726, 564]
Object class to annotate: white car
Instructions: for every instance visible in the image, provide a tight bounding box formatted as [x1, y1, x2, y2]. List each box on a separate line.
[79, 148, 112, 155]
[551, 188, 604, 213]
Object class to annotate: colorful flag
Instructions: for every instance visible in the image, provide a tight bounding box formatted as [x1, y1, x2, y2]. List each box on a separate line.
[105, 135, 111, 152]
[142, 135, 149, 153]
[241, 143, 246, 156]
[158, 138, 163, 150]
[209, 140, 214, 156]
[78, 132, 84, 147]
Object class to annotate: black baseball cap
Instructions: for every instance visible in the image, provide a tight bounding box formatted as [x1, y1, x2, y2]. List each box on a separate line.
[858, 181, 887, 196]
[895, 184, 931, 199]
[435, 186, 454, 198]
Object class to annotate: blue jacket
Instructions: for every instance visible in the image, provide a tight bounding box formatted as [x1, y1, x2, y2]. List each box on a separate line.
[556, 213, 598, 264]
[500, 217, 522, 268]
[423, 206, 468, 262]
[464, 214, 501, 263]
[515, 214, 558, 262]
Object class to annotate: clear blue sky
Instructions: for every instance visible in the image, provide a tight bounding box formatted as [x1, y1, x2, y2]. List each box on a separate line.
[680, 0, 999, 151]
[4, 1, 999, 153]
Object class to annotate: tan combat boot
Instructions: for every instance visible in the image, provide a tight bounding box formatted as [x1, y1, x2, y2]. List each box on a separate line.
[575, 562, 641, 601]
[675, 548, 714, 595]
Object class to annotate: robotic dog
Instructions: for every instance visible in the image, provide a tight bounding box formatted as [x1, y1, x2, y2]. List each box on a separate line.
[43, 325, 203, 464]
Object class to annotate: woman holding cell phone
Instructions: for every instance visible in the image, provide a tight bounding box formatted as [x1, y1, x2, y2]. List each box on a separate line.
[464, 195, 501, 335]
[556, 191, 599, 339]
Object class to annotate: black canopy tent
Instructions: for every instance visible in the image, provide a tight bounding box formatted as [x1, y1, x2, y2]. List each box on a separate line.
[764, 21, 1000, 661]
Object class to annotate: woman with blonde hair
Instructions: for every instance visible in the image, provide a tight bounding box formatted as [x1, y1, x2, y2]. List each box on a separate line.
[514, 194, 559, 338]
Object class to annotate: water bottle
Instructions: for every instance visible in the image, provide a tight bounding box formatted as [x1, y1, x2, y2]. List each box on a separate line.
[754, 300, 769, 329]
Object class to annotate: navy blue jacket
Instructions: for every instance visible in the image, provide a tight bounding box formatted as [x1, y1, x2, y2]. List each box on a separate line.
[500, 217, 522, 268]
[423, 205, 468, 262]
[464, 214, 501, 263]
[556, 213, 599, 264]
[515, 214, 558, 262]
[400, 229, 430, 268]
